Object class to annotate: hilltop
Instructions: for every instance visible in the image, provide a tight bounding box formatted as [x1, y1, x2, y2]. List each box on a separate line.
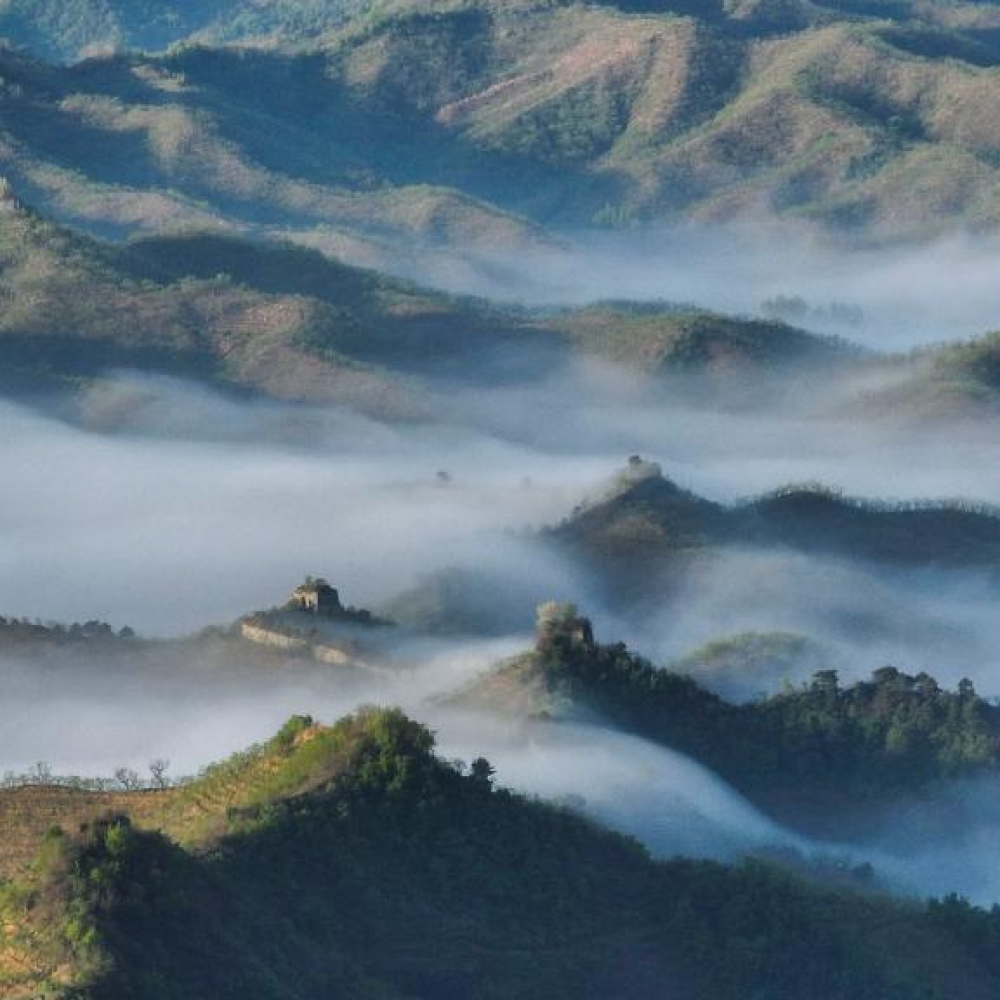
[547, 458, 1000, 601]
[7, 188, 1000, 424]
[0, 39, 544, 277]
[452, 604, 1000, 828]
[0, 197, 562, 412]
[3, 706, 1000, 998]
[0, 1, 373, 61]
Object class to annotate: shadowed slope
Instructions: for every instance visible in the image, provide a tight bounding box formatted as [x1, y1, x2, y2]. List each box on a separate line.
[548, 460, 1000, 598]
[453, 607, 1000, 823]
[5, 2, 1000, 246]
[3, 707, 1000, 999]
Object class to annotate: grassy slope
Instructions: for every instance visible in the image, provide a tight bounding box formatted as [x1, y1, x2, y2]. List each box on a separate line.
[0, 194, 419, 411]
[3, 708, 1000, 999]
[3, 191, 999, 420]
[0, 41, 543, 275]
[315, 0, 1000, 236]
[0, 196, 575, 410]
[544, 304, 857, 379]
[0, 0, 375, 61]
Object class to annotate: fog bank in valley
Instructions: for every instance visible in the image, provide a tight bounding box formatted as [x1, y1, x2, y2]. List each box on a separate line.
[4, 325, 1000, 902]
[443, 224, 1000, 351]
[4, 370, 1000, 689]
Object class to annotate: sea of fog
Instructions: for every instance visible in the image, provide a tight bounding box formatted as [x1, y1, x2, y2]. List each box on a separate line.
[5, 224, 1000, 905]
[3, 372, 1000, 683]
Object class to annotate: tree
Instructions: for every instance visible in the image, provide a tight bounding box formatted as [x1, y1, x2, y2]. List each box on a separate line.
[148, 759, 171, 789]
[470, 757, 496, 787]
[114, 767, 142, 791]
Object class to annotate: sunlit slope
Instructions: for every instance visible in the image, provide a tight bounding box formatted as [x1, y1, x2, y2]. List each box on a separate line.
[544, 305, 857, 381]
[0, 197, 558, 410]
[318, 0, 1000, 236]
[0, 197, 865, 408]
[0, 714, 350, 881]
[0, 0, 374, 61]
[3, 707, 1000, 999]
[0, 43, 542, 270]
[4, 1, 1000, 245]
[6, 191, 1000, 418]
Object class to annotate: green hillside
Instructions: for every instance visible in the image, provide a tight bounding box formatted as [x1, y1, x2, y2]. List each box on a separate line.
[544, 304, 858, 392]
[868, 333, 1000, 421]
[0, 40, 543, 275]
[314, 0, 1000, 235]
[4, 192, 1000, 423]
[453, 605, 1000, 821]
[0, 195, 571, 410]
[3, 707, 1000, 999]
[0, 0, 374, 61]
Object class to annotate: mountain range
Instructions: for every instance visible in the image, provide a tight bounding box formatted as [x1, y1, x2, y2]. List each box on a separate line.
[545, 457, 1000, 605]
[5, 189, 1000, 426]
[2, 0, 1000, 256]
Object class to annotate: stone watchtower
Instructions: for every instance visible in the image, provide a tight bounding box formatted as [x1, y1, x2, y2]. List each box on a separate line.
[288, 577, 344, 617]
[534, 601, 595, 651]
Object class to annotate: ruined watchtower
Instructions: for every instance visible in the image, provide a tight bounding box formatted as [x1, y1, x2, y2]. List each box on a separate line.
[534, 601, 595, 651]
[288, 577, 344, 617]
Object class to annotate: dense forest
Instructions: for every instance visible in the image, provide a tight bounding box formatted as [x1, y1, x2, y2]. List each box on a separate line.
[457, 605, 1000, 811]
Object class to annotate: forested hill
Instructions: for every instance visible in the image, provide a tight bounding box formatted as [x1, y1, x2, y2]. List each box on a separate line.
[3, 707, 1000, 999]
[453, 604, 1000, 819]
[547, 458, 1000, 592]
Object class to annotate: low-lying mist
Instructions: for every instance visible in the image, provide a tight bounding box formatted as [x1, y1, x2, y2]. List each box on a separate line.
[433, 711, 802, 860]
[5, 370, 1000, 688]
[5, 634, 996, 905]
[5, 354, 1000, 902]
[0, 635, 803, 863]
[437, 224, 1000, 351]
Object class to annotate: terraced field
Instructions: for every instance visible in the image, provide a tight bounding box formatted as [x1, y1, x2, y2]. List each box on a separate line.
[0, 717, 337, 882]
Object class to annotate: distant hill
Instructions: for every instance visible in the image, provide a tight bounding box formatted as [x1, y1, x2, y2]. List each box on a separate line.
[308, 0, 1000, 237]
[0, 196, 871, 414]
[452, 605, 1000, 826]
[0, 1, 373, 61]
[865, 332, 1000, 422]
[0, 41, 544, 277]
[0, 196, 565, 412]
[544, 304, 859, 395]
[669, 630, 834, 700]
[547, 458, 1000, 601]
[384, 566, 545, 636]
[4, 0, 1000, 252]
[5, 187, 1000, 423]
[4, 707, 1000, 999]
